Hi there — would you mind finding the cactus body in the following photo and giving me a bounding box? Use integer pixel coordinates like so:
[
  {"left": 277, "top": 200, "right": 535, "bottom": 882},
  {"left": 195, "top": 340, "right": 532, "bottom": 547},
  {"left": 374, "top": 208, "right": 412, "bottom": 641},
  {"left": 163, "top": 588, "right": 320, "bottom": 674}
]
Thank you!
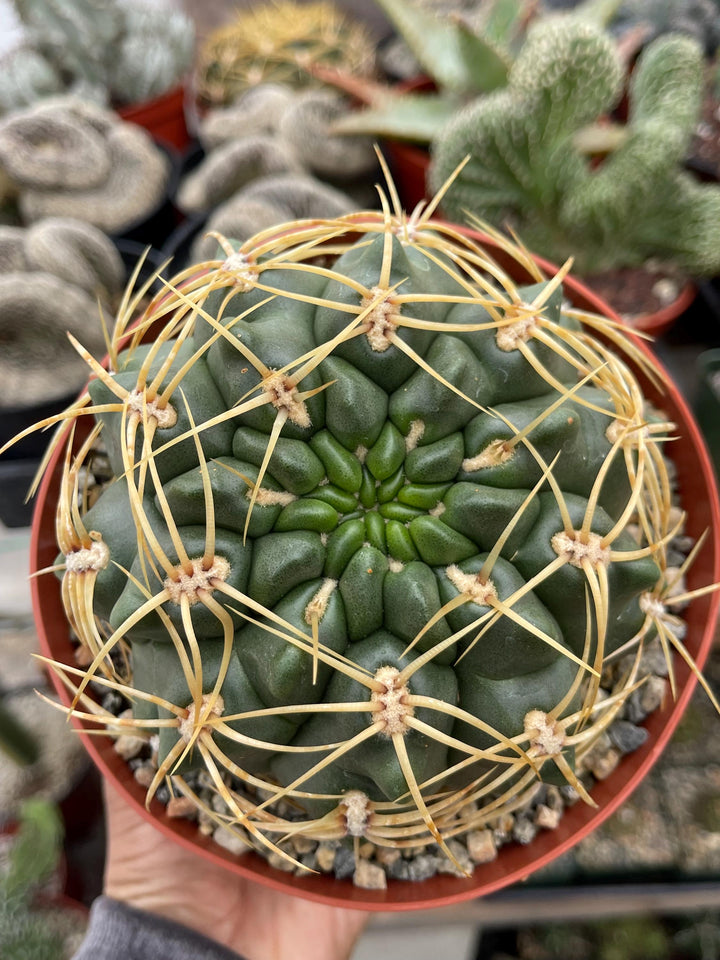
[
  {"left": 195, "top": 0, "right": 376, "bottom": 108},
  {"left": 38, "top": 199, "right": 683, "bottom": 866}
]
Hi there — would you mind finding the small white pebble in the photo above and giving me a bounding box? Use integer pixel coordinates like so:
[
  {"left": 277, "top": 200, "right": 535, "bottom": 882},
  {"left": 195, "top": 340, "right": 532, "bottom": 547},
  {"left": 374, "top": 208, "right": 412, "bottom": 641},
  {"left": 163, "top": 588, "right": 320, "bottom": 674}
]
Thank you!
[
  {"left": 316, "top": 842, "right": 337, "bottom": 872},
  {"left": 166, "top": 796, "right": 198, "bottom": 820},
  {"left": 291, "top": 835, "right": 316, "bottom": 855},
  {"left": 213, "top": 825, "right": 251, "bottom": 856},
  {"left": 536, "top": 804, "right": 561, "bottom": 831},
  {"left": 375, "top": 846, "right": 401, "bottom": 867},
  {"left": 353, "top": 859, "right": 387, "bottom": 890},
  {"left": 267, "top": 851, "right": 296, "bottom": 873},
  {"left": 467, "top": 829, "right": 497, "bottom": 864},
  {"left": 133, "top": 764, "right": 155, "bottom": 789},
  {"left": 591, "top": 747, "right": 622, "bottom": 781},
  {"left": 113, "top": 734, "right": 146, "bottom": 760}
]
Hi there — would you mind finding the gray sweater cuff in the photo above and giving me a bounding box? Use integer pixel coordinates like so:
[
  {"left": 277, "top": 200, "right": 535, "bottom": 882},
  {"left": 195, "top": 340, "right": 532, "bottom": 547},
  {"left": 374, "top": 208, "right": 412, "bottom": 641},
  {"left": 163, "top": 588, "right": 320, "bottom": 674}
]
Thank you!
[{"left": 72, "top": 896, "right": 245, "bottom": 960}]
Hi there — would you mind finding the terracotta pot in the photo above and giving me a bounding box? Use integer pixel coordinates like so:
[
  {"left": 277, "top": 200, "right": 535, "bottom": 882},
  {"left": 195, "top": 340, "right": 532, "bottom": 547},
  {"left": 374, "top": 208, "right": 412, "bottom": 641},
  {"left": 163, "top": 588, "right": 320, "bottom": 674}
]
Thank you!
[
  {"left": 628, "top": 282, "right": 697, "bottom": 337},
  {"left": 580, "top": 274, "right": 697, "bottom": 338},
  {"left": 28, "top": 226, "right": 720, "bottom": 911},
  {"left": 118, "top": 84, "right": 191, "bottom": 152}
]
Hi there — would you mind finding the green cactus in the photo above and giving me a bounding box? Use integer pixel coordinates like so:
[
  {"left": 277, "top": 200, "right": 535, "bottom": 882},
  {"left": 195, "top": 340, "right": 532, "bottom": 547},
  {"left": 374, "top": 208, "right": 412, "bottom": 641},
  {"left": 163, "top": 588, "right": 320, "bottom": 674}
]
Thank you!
[
  {"left": 195, "top": 0, "right": 376, "bottom": 109},
  {"left": 0, "top": 799, "right": 86, "bottom": 960},
  {"left": 11, "top": 181, "right": 707, "bottom": 872},
  {"left": 430, "top": 23, "right": 720, "bottom": 277}
]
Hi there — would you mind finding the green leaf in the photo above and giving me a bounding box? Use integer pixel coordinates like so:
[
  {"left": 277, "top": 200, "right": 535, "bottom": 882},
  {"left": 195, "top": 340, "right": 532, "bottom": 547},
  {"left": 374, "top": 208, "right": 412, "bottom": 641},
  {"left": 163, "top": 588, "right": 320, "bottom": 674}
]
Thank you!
[
  {"left": 479, "top": 0, "right": 526, "bottom": 48},
  {"left": 373, "top": 0, "right": 509, "bottom": 93},
  {"left": 455, "top": 17, "right": 511, "bottom": 93},
  {"left": 332, "top": 92, "right": 459, "bottom": 144}
]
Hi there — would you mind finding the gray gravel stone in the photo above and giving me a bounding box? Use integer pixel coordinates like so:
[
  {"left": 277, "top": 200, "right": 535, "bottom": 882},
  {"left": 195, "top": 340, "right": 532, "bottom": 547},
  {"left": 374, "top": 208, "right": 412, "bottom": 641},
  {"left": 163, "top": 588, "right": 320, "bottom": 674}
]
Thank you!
[
  {"left": 333, "top": 844, "right": 356, "bottom": 880},
  {"left": 512, "top": 816, "right": 539, "bottom": 846},
  {"left": 626, "top": 676, "right": 668, "bottom": 723},
  {"left": 609, "top": 719, "right": 650, "bottom": 754},
  {"left": 387, "top": 857, "right": 411, "bottom": 880},
  {"left": 408, "top": 854, "right": 440, "bottom": 882}
]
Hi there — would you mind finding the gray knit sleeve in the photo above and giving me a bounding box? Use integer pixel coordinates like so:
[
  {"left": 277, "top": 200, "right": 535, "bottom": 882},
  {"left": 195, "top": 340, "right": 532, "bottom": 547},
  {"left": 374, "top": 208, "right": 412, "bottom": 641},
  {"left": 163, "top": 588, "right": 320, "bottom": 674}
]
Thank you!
[{"left": 71, "top": 896, "right": 246, "bottom": 960}]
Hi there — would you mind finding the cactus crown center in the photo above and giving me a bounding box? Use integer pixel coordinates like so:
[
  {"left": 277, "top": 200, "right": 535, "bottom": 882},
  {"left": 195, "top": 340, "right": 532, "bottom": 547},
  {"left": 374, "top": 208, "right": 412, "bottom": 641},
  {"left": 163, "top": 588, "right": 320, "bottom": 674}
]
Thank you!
[
  {"left": 164, "top": 556, "right": 231, "bottom": 605},
  {"left": 371, "top": 666, "right": 413, "bottom": 736}
]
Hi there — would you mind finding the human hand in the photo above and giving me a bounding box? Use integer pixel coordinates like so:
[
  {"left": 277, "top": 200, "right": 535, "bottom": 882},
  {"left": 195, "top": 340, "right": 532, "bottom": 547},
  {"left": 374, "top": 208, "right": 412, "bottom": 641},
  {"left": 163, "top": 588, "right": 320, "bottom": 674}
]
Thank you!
[{"left": 103, "top": 782, "right": 369, "bottom": 960}]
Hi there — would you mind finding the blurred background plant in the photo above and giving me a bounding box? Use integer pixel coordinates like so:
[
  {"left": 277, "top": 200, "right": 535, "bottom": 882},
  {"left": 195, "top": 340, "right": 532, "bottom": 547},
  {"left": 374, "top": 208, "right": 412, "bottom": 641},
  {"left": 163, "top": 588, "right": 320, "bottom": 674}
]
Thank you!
[
  {"left": 326, "top": 0, "right": 624, "bottom": 144},
  {"left": 430, "top": 22, "right": 720, "bottom": 277},
  {"left": 0, "top": 98, "right": 172, "bottom": 237},
  {"left": 0, "top": 798, "right": 87, "bottom": 960},
  {"left": 0, "top": 0, "right": 195, "bottom": 115},
  {"left": 194, "top": 0, "right": 376, "bottom": 108}
]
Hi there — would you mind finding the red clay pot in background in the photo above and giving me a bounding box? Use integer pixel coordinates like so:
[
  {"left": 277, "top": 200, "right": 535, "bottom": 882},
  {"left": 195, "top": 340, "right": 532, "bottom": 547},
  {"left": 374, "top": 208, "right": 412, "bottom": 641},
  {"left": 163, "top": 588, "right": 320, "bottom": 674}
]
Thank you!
[
  {"left": 118, "top": 84, "right": 191, "bottom": 152},
  {"left": 28, "top": 227, "right": 720, "bottom": 911}
]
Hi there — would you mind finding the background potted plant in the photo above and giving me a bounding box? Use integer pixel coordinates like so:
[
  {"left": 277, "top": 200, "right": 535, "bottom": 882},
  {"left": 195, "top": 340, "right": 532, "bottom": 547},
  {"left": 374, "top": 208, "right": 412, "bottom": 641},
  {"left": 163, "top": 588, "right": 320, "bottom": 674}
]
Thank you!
[
  {"left": 429, "top": 19, "right": 720, "bottom": 332},
  {"left": 192, "top": 0, "right": 377, "bottom": 113},
  {"left": 0, "top": 0, "right": 195, "bottom": 149},
  {"left": 1, "top": 798, "right": 87, "bottom": 959},
  {"left": 14, "top": 174, "right": 720, "bottom": 910}
]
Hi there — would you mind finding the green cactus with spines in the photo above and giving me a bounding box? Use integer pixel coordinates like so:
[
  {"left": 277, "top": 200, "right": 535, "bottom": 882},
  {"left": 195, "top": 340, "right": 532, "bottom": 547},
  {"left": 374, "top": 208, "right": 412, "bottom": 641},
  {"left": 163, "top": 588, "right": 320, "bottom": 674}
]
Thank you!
[
  {"left": 431, "top": 22, "right": 720, "bottom": 277},
  {"left": 195, "top": 0, "right": 376, "bottom": 109},
  {"left": 20, "top": 191, "right": 685, "bottom": 869}
]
